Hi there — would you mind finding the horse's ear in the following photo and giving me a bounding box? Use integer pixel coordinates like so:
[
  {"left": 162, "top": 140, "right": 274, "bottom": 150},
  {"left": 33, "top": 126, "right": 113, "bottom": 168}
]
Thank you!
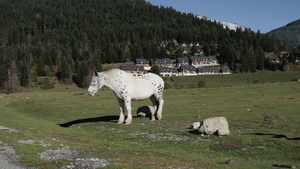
[{"left": 94, "top": 71, "right": 98, "bottom": 77}]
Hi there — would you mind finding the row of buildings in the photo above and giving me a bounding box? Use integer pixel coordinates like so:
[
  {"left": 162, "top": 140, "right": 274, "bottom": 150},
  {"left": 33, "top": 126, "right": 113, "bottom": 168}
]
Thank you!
[
  {"left": 135, "top": 56, "right": 218, "bottom": 68},
  {"left": 120, "top": 56, "right": 230, "bottom": 76}
]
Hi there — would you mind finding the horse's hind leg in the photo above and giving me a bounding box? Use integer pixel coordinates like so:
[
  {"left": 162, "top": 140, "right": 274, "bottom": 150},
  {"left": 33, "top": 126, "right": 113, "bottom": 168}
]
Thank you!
[
  {"left": 156, "top": 87, "right": 164, "bottom": 120},
  {"left": 150, "top": 94, "right": 164, "bottom": 121},
  {"left": 117, "top": 98, "right": 125, "bottom": 124},
  {"left": 156, "top": 98, "right": 164, "bottom": 120},
  {"left": 150, "top": 95, "right": 157, "bottom": 121}
]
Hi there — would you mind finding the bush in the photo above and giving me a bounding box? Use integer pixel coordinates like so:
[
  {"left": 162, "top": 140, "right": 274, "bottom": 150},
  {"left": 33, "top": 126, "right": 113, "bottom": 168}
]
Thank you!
[
  {"left": 40, "top": 78, "right": 55, "bottom": 90},
  {"left": 164, "top": 81, "right": 172, "bottom": 89},
  {"left": 175, "top": 82, "right": 183, "bottom": 89},
  {"left": 189, "top": 84, "right": 196, "bottom": 88},
  {"left": 198, "top": 80, "right": 206, "bottom": 88},
  {"left": 291, "top": 76, "right": 300, "bottom": 81},
  {"left": 253, "top": 78, "right": 260, "bottom": 84}
]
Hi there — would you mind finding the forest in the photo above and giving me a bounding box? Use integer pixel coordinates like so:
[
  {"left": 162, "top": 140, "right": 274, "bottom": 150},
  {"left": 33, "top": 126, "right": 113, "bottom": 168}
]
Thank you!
[
  {"left": 267, "top": 19, "right": 300, "bottom": 49},
  {"left": 0, "top": 0, "right": 298, "bottom": 92}
]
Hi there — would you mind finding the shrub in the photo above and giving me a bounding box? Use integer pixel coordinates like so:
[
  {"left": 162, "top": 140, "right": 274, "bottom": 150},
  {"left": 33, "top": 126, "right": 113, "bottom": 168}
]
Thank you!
[
  {"left": 164, "top": 81, "right": 172, "bottom": 89},
  {"left": 189, "top": 83, "right": 196, "bottom": 88},
  {"left": 40, "top": 78, "right": 55, "bottom": 90},
  {"left": 253, "top": 79, "right": 260, "bottom": 84},
  {"left": 175, "top": 82, "right": 183, "bottom": 89},
  {"left": 198, "top": 80, "right": 206, "bottom": 88},
  {"left": 291, "top": 75, "right": 300, "bottom": 81}
]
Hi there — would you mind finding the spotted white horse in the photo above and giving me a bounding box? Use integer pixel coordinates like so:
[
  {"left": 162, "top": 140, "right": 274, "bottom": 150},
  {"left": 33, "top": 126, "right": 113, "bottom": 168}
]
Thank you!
[{"left": 88, "top": 69, "right": 164, "bottom": 124}]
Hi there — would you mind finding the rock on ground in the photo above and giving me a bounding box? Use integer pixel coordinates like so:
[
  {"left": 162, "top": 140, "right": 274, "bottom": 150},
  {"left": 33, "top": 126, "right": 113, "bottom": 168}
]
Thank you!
[
  {"left": 137, "top": 106, "right": 155, "bottom": 117},
  {"left": 190, "top": 122, "right": 201, "bottom": 129},
  {"left": 198, "top": 117, "right": 229, "bottom": 136}
]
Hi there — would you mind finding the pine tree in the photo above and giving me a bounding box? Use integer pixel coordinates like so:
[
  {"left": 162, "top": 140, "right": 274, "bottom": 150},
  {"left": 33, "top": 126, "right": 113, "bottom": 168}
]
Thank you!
[
  {"left": 19, "top": 60, "right": 30, "bottom": 87},
  {"left": 203, "top": 43, "right": 210, "bottom": 56},
  {"left": 239, "top": 55, "right": 249, "bottom": 73},
  {"left": 191, "top": 45, "right": 198, "bottom": 56},
  {"left": 36, "top": 57, "right": 47, "bottom": 76},
  {"left": 151, "top": 65, "right": 160, "bottom": 75},
  {"left": 0, "top": 65, "right": 7, "bottom": 90},
  {"left": 57, "top": 56, "right": 70, "bottom": 81},
  {"left": 75, "top": 61, "right": 88, "bottom": 87},
  {"left": 256, "top": 48, "right": 265, "bottom": 70}
]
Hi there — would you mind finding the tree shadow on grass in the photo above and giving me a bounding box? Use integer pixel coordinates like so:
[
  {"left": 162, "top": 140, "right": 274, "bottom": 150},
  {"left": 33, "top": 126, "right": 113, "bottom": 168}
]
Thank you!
[
  {"left": 59, "top": 115, "right": 120, "bottom": 128},
  {"left": 251, "top": 133, "right": 300, "bottom": 140}
]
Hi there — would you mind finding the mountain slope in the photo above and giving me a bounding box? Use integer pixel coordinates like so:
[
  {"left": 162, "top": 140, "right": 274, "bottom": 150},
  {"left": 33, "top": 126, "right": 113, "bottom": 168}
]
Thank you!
[
  {"left": 180, "top": 12, "right": 246, "bottom": 31},
  {"left": 267, "top": 19, "right": 300, "bottom": 48},
  {"left": 196, "top": 15, "right": 246, "bottom": 31}
]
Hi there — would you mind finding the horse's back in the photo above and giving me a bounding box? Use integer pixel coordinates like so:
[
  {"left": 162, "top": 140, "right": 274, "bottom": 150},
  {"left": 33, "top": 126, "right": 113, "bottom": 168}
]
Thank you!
[
  {"left": 140, "top": 73, "right": 164, "bottom": 87},
  {"left": 125, "top": 72, "right": 164, "bottom": 100}
]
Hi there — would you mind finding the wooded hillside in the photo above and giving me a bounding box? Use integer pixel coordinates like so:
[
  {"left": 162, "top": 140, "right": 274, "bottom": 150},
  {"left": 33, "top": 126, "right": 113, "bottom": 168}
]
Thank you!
[
  {"left": 0, "top": 0, "right": 291, "bottom": 91},
  {"left": 267, "top": 19, "right": 300, "bottom": 49}
]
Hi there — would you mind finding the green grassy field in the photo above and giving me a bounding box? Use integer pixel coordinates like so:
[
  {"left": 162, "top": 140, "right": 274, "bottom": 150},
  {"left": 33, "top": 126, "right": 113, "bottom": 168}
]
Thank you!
[{"left": 0, "top": 72, "right": 299, "bottom": 168}]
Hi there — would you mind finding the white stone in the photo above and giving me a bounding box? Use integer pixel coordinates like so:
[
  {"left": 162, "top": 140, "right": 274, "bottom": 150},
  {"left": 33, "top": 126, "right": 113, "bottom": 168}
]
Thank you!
[
  {"left": 198, "top": 117, "right": 229, "bottom": 136},
  {"left": 190, "top": 122, "right": 201, "bottom": 129}
]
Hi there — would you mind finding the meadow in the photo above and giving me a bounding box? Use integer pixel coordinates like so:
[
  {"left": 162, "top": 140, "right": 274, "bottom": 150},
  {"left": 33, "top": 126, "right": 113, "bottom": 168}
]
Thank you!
[{"left": 0, "top": 72, "right": 299, "bottom": 168}]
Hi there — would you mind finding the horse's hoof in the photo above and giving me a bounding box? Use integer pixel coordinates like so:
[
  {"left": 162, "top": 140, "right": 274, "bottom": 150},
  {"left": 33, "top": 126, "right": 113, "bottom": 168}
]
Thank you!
[
  {"left": 117, "top": 121, "right": 124, "bottom": 124},
  {"left": 125, "top": 121, "right": 132, "bottom": 125}
]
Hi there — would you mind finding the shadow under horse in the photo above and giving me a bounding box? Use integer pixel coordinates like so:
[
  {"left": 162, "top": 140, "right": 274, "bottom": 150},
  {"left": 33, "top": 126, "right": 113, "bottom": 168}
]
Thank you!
[{"left": 59, "top": 115, "right": 119, "bottom": 128}]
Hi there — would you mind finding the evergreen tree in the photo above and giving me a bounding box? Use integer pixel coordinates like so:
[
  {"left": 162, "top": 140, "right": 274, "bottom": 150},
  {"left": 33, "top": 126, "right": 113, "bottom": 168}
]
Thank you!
[
  {"left": 256, "top": 48, "right": 265, "bottom": 70},
  {"left": 0, "top": 65, "right": 7, "bottom": 90},
  {"left": 203, "top": 43, "right": 210, "bottom": 56},
  {"left": 36, "top": 57, "right": 47, "bottom": 76},
  {"left": 151, "top": 65, "right": 160, "bottom": 75},
  {"left": 158, "top": 47, "right": 168, "bottom": 59},
  {"left": 191, "top": 45, "right": 198, "bottom": 56},
  {"left": 210, "top": 43, "right": 217, "bottom": 56},
  {"left": 239, "top": 55, "right": 249, "bottom": 73},
  {"left": 92, "top": 59, "right": 103, "bottom": 72},
  {"left": 57, "top": 56, "right": 70, "bottom": 81},
  {"left": 74, "top": 61, "right": 88, "bottom": 87},
  {"left": 19, "top": 60, "right": 30, "bottom": 87}
]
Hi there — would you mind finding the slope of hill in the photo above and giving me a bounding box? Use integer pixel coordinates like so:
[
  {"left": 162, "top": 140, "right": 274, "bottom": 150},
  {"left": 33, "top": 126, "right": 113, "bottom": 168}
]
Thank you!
[
  {"left": 196, "top": 15, "right": 246, "bottom": 31},
  {"left": 267, "top": 19, "right": 300, "bottom": 48},
  {"left": 180, "top": 12, "right": 246, "bottom": 31},
  {"left": 0, "top": 0, "right": 287, "bottom": 91}
]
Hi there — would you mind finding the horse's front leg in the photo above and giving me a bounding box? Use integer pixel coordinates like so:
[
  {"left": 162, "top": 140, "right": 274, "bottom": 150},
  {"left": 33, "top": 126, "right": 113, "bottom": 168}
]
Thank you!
[
  {"left": 117, "top": 98, "right": 125, "bottom": 124},
  {"left": 124, "top": 96, "right": 132, "bottom": 125}
]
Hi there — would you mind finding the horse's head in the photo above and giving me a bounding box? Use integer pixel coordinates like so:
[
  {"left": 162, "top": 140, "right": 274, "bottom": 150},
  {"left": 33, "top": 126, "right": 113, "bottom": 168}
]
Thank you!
[{"left": 87, "top": 72, "right": 103, "bottom": 97}]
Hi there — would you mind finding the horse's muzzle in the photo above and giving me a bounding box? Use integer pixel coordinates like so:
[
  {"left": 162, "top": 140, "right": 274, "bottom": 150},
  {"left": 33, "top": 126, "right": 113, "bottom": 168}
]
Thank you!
[{"left": 88, "top": 91, "right": 94, "bottom": 97}]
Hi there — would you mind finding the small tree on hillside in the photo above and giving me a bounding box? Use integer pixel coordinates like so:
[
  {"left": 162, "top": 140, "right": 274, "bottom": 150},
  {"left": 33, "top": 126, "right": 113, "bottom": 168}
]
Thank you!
[
  {"left": 151, "top": 65, "right": 160, "bottom": 75},
  {"left": 57, "top": 56, "right": 70, "bottom": 81}
]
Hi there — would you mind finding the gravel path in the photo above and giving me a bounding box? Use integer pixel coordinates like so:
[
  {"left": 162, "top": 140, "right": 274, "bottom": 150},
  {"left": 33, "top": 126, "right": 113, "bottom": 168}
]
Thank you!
[
  {"left": 1, "top": 125, "right": 112, "bottom": 168},
  {"left": 0, "top": 144, "right": 27, "bottom": 169},
  {"left": 0, "top": 126, "right": 26, "bottom": 169},
  {"left": 0, "top": 154, "right": 24, "bottom": 169}
]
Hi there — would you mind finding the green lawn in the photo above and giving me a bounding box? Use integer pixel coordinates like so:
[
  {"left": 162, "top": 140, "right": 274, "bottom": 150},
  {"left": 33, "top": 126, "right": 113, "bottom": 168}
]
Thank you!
[{"left": 0, "top": 73, "right": 299, "bottom": 168}]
